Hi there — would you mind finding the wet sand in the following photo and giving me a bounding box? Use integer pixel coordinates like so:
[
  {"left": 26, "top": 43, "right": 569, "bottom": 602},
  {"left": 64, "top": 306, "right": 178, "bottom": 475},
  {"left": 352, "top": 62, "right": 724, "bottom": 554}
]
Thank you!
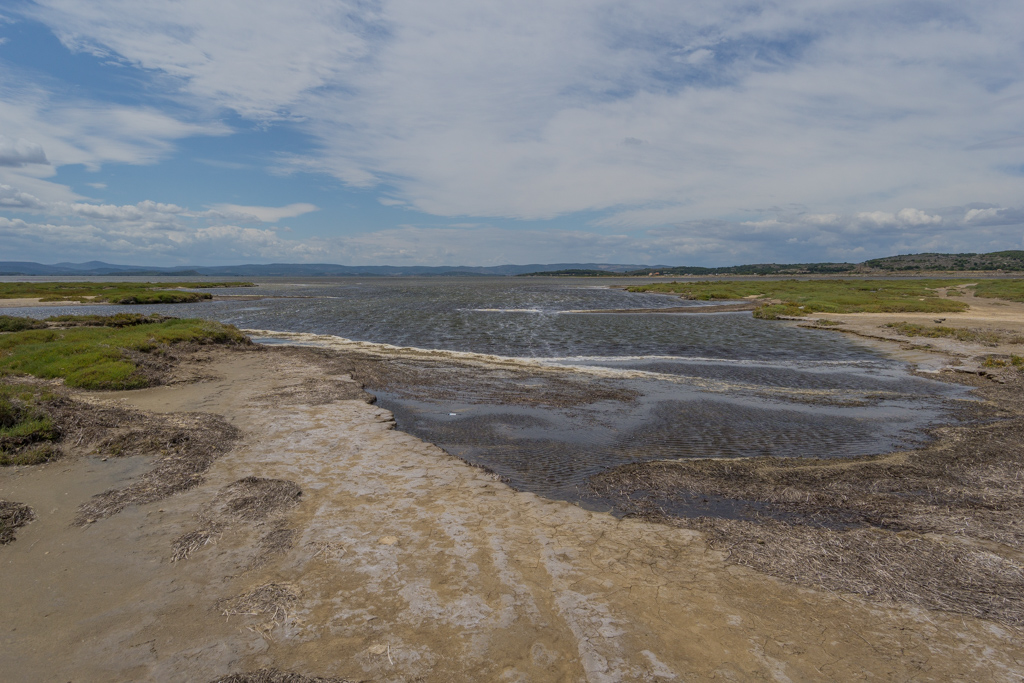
[
  {"left": 3, "top": 285, "right": 1024, "bottom": 680},
  {"left": 2, "top": 339, "right": 1024, "bottom": 681}
]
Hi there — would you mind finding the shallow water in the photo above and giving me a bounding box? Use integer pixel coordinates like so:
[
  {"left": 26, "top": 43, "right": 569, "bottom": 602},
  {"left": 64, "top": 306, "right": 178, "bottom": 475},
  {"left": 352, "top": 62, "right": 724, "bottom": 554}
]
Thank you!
[{"left": 6, "top": 276, "right": 970, "bottom": 510}]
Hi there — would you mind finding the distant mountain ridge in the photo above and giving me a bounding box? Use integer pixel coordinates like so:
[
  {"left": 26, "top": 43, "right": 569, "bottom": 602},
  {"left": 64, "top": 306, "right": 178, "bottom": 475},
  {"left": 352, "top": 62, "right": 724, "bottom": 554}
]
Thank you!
[
  {"left": 527, "top": 251, "right": 1024, "bottom": 276},
  {"left": 0, "top": 251, "right": 1022, "bottom": 277},
  {"left": 0, "top": 261, "right": 646, "bottom": 277}
]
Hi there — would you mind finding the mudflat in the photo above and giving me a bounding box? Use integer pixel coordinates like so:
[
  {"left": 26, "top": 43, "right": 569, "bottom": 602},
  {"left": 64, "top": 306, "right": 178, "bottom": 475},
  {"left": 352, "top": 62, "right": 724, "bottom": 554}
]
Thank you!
[{"left": 2, "top": 315, "right": 1024, "bottom": 680}]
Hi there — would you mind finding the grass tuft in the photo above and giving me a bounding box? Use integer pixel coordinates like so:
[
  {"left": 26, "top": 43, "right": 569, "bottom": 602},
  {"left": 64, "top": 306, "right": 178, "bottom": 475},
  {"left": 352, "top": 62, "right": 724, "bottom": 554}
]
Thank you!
[
  {"left": 0, "top": 384, "right": 59, "bottom": 465},
  {"left": 983, "top": 354, "right": 1024, "bottom": 371}
]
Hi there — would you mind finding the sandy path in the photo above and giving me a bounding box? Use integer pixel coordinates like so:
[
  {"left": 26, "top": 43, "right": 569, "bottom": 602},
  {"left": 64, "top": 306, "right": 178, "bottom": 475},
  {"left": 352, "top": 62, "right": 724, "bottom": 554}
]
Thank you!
[{"left": 3, "top": 347, "right": 1023, "bottom": 682}]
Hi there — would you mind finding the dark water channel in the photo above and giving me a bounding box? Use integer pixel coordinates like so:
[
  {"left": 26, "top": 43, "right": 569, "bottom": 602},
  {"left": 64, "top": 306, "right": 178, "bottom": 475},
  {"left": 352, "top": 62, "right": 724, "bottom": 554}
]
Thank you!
[{"left": 5, "top": 276, "right": 971, "bottom": 513}]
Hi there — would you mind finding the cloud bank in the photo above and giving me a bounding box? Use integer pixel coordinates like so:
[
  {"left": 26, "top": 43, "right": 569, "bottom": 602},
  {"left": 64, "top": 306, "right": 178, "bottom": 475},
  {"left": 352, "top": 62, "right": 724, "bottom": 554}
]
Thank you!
[
  {"left": 1, "top": 187, "right": 1020, "bottom": 266},
  {"left": 0, "top": 1, "right": 1021, "bottom": 264}
]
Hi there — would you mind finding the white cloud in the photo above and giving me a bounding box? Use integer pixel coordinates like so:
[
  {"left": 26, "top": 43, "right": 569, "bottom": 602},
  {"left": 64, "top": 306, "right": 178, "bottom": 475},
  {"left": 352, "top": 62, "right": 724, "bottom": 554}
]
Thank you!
[
  {"left": 1, "top": 180, "right": 1022, "bottom": 265},
  {"left": 0, "top": 184, "right": 46, "bottom": 210},
  {"left": 26, "top": 0, "right": 1024, "bottom": 225},
  {"left": 209, "top": 202, "right": 319, "bottom": 222},
  {"left": 896, "top": 208, "right": 941, "bottom": 226},
  {"left": 0, "top": 135, "right": 49, "bottom": 167},
  {"left": 0, "top": 63, "right": 229, "bottom": 192},
  {"left": 1, "top": 1, "right": 1023, "bottom": 265},
  {"left": 965, "top": 207, "right": 999, "bottom": 222}
]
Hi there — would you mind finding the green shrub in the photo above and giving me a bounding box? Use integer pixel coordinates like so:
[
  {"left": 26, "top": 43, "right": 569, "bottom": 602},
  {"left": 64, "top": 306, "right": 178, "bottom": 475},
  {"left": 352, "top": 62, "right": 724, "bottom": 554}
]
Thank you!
[{"left": 0, "top": 316, "right": 47, "bottom": 332}]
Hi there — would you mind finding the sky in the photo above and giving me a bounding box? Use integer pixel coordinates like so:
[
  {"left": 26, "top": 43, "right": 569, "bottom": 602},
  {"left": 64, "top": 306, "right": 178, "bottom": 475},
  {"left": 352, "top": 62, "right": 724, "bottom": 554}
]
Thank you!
[{"left": 0, "top": 0, "right": 1022, "bottom": 267}]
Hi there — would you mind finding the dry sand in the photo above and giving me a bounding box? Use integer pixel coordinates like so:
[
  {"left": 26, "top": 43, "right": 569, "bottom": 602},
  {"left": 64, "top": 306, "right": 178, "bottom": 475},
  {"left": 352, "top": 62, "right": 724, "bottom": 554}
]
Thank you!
[
  {"left": 2, "top": 289, "right": 1024, "bottom": 681},
  {"left": 0, "top": 297, "right": 89, "bottom": 308}
]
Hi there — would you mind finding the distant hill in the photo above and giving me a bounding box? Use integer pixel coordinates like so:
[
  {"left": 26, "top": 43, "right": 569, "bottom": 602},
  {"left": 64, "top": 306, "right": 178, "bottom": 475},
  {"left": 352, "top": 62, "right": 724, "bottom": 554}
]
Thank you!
[
  {"left": 862, "top": 251, "right": 1024, "bottom": 272},
  {"left": 523, "top": 251, "right": 1024, "bottom": 277},
  {"left": 614, "top": 262, "right": 858, "bottom": 277},
  {"left": 1, "top": 251, "right": 1022, "bottom": 278},
  {"left": 0, "top": 261, "right": 646, "bottom": 277}
]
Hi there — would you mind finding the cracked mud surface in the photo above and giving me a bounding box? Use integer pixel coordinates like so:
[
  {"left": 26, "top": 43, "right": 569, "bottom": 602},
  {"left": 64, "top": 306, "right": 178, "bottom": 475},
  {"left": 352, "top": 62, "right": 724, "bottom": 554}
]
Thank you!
[{"left": 1, "top": 345, "right": 1023, "bottom": 681}]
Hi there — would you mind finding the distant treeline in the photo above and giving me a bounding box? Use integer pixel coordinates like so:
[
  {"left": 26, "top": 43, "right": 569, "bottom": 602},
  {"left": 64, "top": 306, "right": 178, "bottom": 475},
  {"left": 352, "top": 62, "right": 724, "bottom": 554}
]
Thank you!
[{"left": 521, "top": 250, "right": 1024, "bottom": 276}]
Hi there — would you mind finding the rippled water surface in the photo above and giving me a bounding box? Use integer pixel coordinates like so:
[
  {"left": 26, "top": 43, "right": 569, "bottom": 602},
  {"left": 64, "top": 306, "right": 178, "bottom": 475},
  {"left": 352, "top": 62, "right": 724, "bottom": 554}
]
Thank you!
[{"left": 6, "top": 277, "right": 970, "bottom": 508}]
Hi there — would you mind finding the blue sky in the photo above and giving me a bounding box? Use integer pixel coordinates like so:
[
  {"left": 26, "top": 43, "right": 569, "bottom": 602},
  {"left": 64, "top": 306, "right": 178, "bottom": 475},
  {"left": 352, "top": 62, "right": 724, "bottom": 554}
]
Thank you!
[{"left": 1, "top": 0, "right": 1022, "bottom": 266}]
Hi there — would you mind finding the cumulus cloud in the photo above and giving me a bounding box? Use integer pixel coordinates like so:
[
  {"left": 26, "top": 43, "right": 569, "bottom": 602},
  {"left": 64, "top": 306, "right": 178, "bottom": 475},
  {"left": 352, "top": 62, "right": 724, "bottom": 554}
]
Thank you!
[
  {"left": 0, "top": 136, "right": 49, "bottom": 167},
  {"left": 0, "top": 184, "right": 46, "bottom": 210},
  {"left": 0, "top": 187, "right": 336, "bottom": 262}
]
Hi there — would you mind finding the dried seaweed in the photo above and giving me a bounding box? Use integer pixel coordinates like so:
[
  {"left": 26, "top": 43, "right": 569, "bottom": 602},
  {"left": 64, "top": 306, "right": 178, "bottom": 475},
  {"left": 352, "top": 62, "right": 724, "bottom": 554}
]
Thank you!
[
  {"left": 212, "top": 477, "right": 302, "bottom": 521},
  {"left": 209, "top": 668, "right": 352, "bottom": 683},
  {"left": 172, "top": 478, "right": 302, "bottom": 563},
  {"left": 0, "top": 500, "right": 34, "bottom": 544},
  {"left": 74, "top": 412, "right": 240, "bottom": 525},
  {"left": 218, "top": 582, "right": 300, "bottom": 637}
]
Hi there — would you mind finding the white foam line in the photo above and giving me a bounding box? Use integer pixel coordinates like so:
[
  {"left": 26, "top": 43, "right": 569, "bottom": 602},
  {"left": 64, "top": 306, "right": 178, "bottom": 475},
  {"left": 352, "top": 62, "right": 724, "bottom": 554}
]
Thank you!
[
  {"left": 535, "top": 354, "right": 887, "bottom": 368},
  {"left": 243, "top": 329, "right": 900, "bottom": 400}
]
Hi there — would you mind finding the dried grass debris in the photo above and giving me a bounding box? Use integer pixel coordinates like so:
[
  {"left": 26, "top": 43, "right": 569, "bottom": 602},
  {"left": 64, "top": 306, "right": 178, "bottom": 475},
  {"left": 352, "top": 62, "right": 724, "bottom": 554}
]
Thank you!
[
  {"left": 247, "top": 524, "right": 297, "bottom": 570},
  {"left": 170, "top": 520, "right": 225, "bottom": 562},
  {"left": 0, "top": 500, "right": 34, "bottom": 544},
  {"left": 209, "top": 668, "right": 352, "bottom": 683},
  {"left": 172, "top": 478, "right": 302, "bottom": 563},
  {"left": 75, "top": 412, "right": 240, "bottom": 525},
  {"left": 219, "top": 582, "right": 300, "bottom": 637},
  {"left": 212, "top": 476, "right": 303, "bottom": 521}
]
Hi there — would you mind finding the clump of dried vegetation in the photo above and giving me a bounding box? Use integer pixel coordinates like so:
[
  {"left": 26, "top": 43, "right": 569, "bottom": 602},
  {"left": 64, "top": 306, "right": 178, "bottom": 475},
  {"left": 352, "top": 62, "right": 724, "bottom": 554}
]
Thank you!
[
  {"left": 589, "top": 373, "right": 1024, "bottom": 626},
  {"left": 73, "top": 407, "right": 241, "bottom": 525},
  {"left": 210, "top": 669, "right": 352, "bottom": 683},
  {"left": 218, "top": 582, "right": 300, "bottom": 637},
  {"left": 171, "top": 477, "right": 302, "bottom": 562},
  {"left": 0, "top": 500, "right": 34, "bottom": 544},
  {"left": 212, "top": 476, "right": 303, "bottom": 521}
]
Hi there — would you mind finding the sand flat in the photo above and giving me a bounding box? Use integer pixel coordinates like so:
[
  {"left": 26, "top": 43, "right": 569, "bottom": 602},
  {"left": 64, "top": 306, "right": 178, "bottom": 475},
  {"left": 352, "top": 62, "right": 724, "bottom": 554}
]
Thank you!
[{"left": 3, "top": 344, "right": 1023, "bottom": 682}]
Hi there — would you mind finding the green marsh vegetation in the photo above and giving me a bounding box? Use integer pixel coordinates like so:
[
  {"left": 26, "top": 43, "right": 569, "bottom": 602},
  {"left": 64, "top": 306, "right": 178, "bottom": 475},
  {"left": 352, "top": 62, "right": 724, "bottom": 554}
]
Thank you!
[
  {"left": 0, "top": 314, "right": 249, "bottom": 391},
  {"left": 626, "top": 278, "right": 1001, "bottom": 319},
  {"left": 983, "top": 354, "right": 1024, "bottom": 371},
  {"left": 0, "top": 383, "right": 60, "bottom": 466},
  {"left": 972, "top": 279, "right": 1024, "bottom": 303},
  {"left": 883, "top": 322, "right": 1024, "bottom": 346},
  {"left": 0, "top": 315, "right": 48, "bottom": 332},
  {"left": 0, "top": 281, "right": 253, "bottom": 304}
]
